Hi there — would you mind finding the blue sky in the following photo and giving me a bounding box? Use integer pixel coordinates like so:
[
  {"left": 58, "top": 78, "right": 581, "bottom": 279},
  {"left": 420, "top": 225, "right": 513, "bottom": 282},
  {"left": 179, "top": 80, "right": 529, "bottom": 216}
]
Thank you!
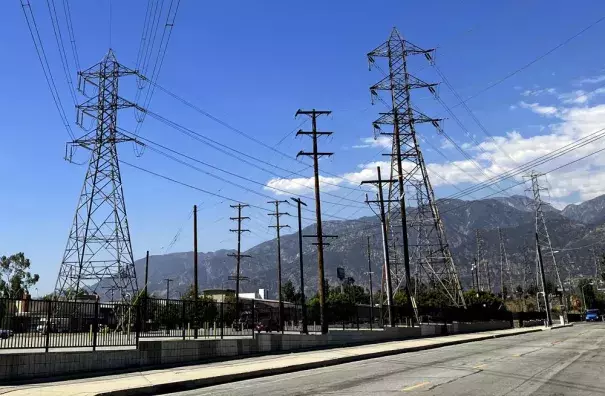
[{"left": 2, "top": 0, "right": 605, "bottom": 294}]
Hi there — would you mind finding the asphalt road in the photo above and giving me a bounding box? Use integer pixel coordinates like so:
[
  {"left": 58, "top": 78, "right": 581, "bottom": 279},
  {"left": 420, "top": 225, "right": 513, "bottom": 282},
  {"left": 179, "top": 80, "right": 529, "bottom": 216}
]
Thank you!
[{"left": 171, "top": 324, "right": 605, "bottom": 396}]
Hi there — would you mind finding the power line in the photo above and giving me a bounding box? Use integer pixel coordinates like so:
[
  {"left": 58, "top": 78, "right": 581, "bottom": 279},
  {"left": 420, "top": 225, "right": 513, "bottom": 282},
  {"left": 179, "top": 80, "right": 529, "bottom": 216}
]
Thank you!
[
  {"left": 61, "top": 0, "right": 80, "bottom": 72},
  {"left": 145, "top": 110, "right": 366, "bottom": 193},
  {"left": 126, "top": 131, "right": 366, "bottom": 208},
  {"left": 128, "top": 132, "right": 366, "bottom": 209},
  {"left": 135, "top": 0, "right": 156, "bottom": 75},
  {"left": 144, "top": 79, "right": 362, "bottom": 184},
  {"left": 45, "top": 0, "right": 77, "bottom": 104},
  {"left": 438, "top": 140, "right": 605, "bottom": 217},
  {"left": 135, "top": 0, "right": 181, "bottom": 137},
  {"left": 453, "top": 15, "right": 605, "bottom": 107},
  {"left": 119, "top": 159, "right": 372, "bottom": 224},
  {"left": 432, "top": 64, "right": 519, "bottom": 165},
  {"left": 138, "top": 0, "right": 165, "bottom": 85},
  {"left": 20, "top": 0, "right": 75, "bottom": 140},
  {"left": 446, "top": 126, "right": 605, "bottom": 200}
]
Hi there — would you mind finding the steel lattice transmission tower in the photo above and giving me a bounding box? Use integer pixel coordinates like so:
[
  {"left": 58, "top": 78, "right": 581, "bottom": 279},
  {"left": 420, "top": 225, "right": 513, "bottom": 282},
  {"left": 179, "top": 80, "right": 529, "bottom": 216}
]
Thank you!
[
  {"left": 367, "top": 28, "right": 465, "bottom": 307},
  {"left": 475, "top": 229, "right": 491, "bottom": 293},
  {"left": 55, "top": 50, "right": 141, "bottom": 300},
  {"left": 525, "top": 171, "right": 567, "bottom": 311}
]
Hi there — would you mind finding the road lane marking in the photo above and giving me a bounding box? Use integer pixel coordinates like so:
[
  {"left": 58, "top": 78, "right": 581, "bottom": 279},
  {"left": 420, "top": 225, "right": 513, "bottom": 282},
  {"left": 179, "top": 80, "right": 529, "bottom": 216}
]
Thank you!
[
  {"left": 473, "top": 363, "right": 487, "bottom": 369},
  {"left": 402, "top": 381, "right": 430, "bottom": 391},
  {"left": 512, "top": 353, "right": 521, "bottom": 357}
]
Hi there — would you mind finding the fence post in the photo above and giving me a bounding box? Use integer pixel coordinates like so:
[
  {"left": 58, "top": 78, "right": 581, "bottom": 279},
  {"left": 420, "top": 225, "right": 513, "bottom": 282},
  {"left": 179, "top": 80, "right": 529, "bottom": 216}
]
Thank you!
[
  {"left": 252, "top": 301, "right": 255, "bottom": 340},
  {"left": 135, "top": 301, "right": 140, "bottom": 346},
  {"left": 182, "top": 301, "right": 186, "bottom": 340},
  {"left": 92, "top": 299, "right": 99, "bottom": 351},
  {"left": 44, "top": 299, "right": 52, "bottom": 353},
  {"left": 220, "top": 302, "right": 224, "bottom": 339}
]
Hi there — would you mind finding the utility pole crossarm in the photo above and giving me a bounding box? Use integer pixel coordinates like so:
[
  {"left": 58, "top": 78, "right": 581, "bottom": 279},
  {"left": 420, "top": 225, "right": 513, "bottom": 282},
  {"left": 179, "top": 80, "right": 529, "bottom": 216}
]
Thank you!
[
  {"left": 295, "top": 109, "right": 331, "bottom": 116},
  {"left": 297, "top": 151, "right": 334, "bottom": 158}
]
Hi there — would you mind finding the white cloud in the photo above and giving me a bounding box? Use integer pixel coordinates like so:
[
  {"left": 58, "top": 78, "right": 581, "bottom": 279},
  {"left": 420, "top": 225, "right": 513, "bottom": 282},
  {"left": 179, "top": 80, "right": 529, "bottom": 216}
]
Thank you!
[
  {"left": 520, "top": 87, "right": 557, "bottom": 97},
  {"left": 267, "top": 92, "right": 605, "bottom": 204},
  {"left": 518, "top": 101, "right": 559, "bottom": 116},
  {"left": 576, "top": 74, "right": 605, "bottom": 85},
  {"left": 264, "top": 175, "right": 342, "bottom": 196},
  {"left": 558, "top": 87, "right": 605, "bottom": 105},
  {"left": 352, "top": 136, "right": 391, "bottom": 149},
  {"left": 440, "top": 138, "right": 454, "bottom": 150}
]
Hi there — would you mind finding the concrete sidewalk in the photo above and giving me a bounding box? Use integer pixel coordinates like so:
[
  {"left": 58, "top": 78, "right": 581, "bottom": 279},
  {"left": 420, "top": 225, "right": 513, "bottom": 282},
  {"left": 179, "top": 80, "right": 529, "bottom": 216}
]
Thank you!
[{"left": 0, "top": 326, "right": 549, "bottom": 396}]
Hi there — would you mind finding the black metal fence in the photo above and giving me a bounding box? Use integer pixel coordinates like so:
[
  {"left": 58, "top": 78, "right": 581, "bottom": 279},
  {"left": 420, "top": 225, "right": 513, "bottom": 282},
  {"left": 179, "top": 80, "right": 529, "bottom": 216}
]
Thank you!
[{"left": 0, "top": 296, "right": 542, "bottom": 352}]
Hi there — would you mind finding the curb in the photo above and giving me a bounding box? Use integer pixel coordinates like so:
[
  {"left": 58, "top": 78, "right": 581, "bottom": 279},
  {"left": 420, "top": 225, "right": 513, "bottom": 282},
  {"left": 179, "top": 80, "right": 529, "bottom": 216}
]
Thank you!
[
  {"left": 546, "top": 323, "right": 575, "bottom": 330},
  {"left": 96, "top": 328, "right": 543, "bottom": 396}
]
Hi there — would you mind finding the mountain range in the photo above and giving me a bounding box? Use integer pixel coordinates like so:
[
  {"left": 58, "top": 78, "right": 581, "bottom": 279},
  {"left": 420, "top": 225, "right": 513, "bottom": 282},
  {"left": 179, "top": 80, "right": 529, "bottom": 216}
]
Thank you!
[{"left": 136, "top": 194, "right": 605, "bottom": 299}]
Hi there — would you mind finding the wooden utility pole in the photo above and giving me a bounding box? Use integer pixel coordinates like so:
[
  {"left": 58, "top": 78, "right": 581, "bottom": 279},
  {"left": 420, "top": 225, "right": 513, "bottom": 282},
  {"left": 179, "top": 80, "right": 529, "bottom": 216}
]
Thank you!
[
  {"left": 193, "top": 205, "right": 199, "bottom": 338},
  {"left": 362, "top": 166, "right": 396, "bottom": 327},
  {"left": 291, "top": 197, "right": 308, "bottom": 334},
  {"left": 268, "top": 200, "right": 290, "bottom": 333},
  {"left": 295, "top": 108, "right": 334, "bottom": 335},
  {"left": 366, "top": 236, "right": 374, "bottom": 329},
  {"left": 228, "top": 204, "right": 250, "bottom": 326}
]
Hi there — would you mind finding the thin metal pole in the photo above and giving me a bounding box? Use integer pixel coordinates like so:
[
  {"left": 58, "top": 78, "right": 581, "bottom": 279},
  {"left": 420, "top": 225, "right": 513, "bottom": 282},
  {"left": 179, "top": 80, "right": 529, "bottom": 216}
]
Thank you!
[
  {"left": 144, "top": 251, "right": 149, "bottom": 298},
  {"left": 536, "top": 233, "right": 552, "bottom": 327},
  {"left": 367, "top": 236, "right": 374, "bottom": 331},
  {"left": 193, "top": 205, "right": 199, "bottom": 338},
  {"left": 276, "top": 202, "right": 284, "bottom": 334},
  {"left": 377, "top": 167, "right": 395, "bottom": 327},
  {"left": 291, "top": 198, "right": 308, "bottom": 334}
]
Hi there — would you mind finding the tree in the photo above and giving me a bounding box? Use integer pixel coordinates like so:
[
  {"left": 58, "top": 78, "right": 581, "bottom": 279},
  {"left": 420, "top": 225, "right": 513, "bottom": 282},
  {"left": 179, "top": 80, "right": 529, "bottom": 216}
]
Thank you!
[
  {"left": 578, "top": 279, "right": 597, "bottom": 309},
  {"left": 463, "top": 290, "right": 502, "bottom": 309},
  {"left": 281, "top": 280, "right": 296, "bottom": 303},
  {"left": 393, "top": 290, "right": 408, "bottom": 306},
  {"left": 0, "top": 253, "right": 39, "bottom": 298},
  {"left": 344, "top": 276, "right": 355, "bottom": 286},
  {"left": 526, "top": 283, "right": 539, "bottom": 297},
  {"left": 181, "top": 284, "right": 198, "bottom": 300}
]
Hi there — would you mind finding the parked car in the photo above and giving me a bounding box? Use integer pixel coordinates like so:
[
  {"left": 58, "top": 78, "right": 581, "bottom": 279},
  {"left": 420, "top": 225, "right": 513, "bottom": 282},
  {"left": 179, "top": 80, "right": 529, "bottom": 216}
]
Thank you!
[
  {"left": 586, "top": 309, "right": 600, "bottom": 322},
  {"left": 0, "top": 329, "right": 13, "bottom": 339}
]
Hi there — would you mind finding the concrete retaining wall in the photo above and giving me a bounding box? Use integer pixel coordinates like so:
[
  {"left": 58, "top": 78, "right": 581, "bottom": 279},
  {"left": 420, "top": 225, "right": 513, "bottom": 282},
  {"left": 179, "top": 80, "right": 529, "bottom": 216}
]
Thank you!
[
  {"left": 0, "top": 321, "right": 512, "bottom": 382},
  {"left": 448, "top": 321, "right": 511, "bottom": 334}
]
